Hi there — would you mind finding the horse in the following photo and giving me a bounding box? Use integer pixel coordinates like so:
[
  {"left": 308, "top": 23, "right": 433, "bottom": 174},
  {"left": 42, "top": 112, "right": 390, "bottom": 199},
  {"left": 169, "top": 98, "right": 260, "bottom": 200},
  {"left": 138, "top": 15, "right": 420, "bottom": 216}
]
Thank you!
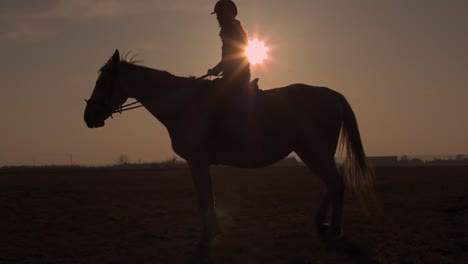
[{"left": 84, "top": 49, "right": 375, "bottom": 248}]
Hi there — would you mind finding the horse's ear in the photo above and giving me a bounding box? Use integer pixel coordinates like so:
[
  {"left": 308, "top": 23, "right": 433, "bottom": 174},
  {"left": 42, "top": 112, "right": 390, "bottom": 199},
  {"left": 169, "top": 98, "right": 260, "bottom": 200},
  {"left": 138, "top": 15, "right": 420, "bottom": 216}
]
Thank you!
[{"left": 112, "top": 49, "right": 120, "bottom": 64}]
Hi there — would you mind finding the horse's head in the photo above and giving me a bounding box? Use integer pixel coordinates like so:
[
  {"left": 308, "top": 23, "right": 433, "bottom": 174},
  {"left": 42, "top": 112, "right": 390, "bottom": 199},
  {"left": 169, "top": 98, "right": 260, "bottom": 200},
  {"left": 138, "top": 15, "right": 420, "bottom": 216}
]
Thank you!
[{"left": 84, "top": 49, "right": 128, "bottom": 128}]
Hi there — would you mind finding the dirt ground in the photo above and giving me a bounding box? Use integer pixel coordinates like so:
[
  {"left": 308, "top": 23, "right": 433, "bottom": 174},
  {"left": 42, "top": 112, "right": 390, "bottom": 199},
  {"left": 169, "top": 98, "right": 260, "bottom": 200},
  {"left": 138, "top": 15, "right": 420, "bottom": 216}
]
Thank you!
[{"left": 0, "top": 166, "right": 467, "bottom": 264}]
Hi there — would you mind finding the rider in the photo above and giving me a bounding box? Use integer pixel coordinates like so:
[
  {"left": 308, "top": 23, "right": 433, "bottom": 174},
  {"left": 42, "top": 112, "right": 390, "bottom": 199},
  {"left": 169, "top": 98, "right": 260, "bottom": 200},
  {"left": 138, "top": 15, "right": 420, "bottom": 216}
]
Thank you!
[{"left": 207, "top": 0, "right": 251, "bottom": 108}]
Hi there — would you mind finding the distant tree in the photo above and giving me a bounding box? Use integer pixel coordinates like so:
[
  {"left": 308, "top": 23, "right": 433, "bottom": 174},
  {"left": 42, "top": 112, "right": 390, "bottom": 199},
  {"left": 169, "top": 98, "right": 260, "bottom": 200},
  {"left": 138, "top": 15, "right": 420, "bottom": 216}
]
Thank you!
[
  {"left": 455, "top": 154, "right": 465, "bottom": 161},
  {"left": 160, "top": 156, "right": 178, "bottom": 167},
  {"left": 399, "top": 155, "right": 409, "bottom": 164},
  {"left": 117, "top": 154, "right": 129, "bottom": 165},
  {"left": 410, "top": 158, "right": 423, "bottom": 165},
  {"left": 169, "top": 155, "right": 177, "bottom": 164}
]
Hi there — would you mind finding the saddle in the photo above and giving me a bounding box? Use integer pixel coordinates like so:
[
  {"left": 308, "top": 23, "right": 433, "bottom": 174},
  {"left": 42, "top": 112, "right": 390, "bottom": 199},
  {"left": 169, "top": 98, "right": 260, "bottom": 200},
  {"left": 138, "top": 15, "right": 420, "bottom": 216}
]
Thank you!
[{"left": 198, "top": 77, "right": 261, "bottom": 116}]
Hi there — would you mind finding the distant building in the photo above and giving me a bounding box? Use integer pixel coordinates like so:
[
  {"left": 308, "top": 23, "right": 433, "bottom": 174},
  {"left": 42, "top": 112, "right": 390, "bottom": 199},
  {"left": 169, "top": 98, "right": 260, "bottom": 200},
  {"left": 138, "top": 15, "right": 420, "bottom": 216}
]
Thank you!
[{"left": 368, "top": 156, "right": 398, "bottom": 167}]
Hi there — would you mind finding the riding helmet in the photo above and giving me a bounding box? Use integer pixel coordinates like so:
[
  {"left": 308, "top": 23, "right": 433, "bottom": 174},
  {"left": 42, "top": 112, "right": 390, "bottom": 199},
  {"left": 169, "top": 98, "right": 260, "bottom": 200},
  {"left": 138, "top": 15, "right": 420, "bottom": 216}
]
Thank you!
[{"left": 211, "top": 0, "right": 238, "bottom": 17}]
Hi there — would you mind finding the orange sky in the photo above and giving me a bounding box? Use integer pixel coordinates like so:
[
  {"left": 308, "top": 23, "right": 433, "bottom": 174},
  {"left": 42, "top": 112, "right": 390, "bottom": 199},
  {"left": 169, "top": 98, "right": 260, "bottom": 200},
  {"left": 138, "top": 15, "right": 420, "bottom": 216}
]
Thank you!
[{"left": 1, "top": 0, "right": 467, "bottom": 166}]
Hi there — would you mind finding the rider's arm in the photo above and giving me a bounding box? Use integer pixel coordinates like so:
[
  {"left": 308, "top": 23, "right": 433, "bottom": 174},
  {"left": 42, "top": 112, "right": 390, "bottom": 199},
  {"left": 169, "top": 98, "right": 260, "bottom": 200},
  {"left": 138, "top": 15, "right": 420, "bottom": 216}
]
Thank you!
[{"left": 208, "top": 61, "right": 223, "bottom": 76}]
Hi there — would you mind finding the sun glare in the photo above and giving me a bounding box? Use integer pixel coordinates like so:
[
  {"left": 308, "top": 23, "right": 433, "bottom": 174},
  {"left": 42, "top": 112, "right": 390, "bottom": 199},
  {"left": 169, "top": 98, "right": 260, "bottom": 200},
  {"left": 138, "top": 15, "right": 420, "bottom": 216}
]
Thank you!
[{"left": 245, "top": 39, "right": 269, "bottom": 65}]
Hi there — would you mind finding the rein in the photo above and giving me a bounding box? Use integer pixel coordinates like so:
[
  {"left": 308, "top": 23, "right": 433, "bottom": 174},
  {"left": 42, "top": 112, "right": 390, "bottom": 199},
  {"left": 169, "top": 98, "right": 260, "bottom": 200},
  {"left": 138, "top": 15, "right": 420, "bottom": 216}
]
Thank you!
[
  {"left": 111, "top": 73, "right": 209, "bottom": 114},
  {"left": 113, "top": 74, "right": 208, "bottom": 114},
  {"left": 86, "top": 74, "right": 209, "bottom": 117},
  {"left": 84, "top": 99, "right": 144, "bottom": 119},
  {"left": 197, "top": 74, "right": 210, "bottom": 80},
  {"left": 113, "top": 101, "right": 144, "bottom": 114}
]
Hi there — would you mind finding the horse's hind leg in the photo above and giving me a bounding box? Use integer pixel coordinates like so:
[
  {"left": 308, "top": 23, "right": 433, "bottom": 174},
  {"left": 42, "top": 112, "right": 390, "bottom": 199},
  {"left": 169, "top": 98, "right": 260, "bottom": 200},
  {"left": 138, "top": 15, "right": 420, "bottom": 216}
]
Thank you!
[
  {"left": 296, "top": 151, "right": 344, "bottom": 241},
  {"left": 326, "top": 163, "right": 344, "bottom": 238},
  {"left": 316, "top": 188, "right": 331, "bottom": 237}
]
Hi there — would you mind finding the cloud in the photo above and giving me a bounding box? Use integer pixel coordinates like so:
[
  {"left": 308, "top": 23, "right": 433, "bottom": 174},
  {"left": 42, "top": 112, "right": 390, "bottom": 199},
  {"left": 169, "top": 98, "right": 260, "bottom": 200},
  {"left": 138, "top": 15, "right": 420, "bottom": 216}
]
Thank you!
[
  {"left": 42, "top": 0, "right": 208, "bottom": 20},
  {"left": 1, "top": 21, "right": 56, "bottom": 41},
  {"left": 1, "top": 0, "right": 210, "bottom": 41},
  {"left": 37, "top": 0, "right": 144, "bottom": 21},
  {"left": 0, "top": 0, "right": 58, "bottom": 16},
  {"left": 139, "top": 41, "right": 163, "bottom": 52}
]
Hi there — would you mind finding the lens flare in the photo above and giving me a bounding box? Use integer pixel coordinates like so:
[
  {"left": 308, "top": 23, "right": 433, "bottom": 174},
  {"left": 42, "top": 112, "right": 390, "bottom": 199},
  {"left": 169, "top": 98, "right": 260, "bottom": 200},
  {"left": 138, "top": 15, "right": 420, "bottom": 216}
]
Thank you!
[{"left": 245, "top": 39, "right": 269, "bottom": 65}]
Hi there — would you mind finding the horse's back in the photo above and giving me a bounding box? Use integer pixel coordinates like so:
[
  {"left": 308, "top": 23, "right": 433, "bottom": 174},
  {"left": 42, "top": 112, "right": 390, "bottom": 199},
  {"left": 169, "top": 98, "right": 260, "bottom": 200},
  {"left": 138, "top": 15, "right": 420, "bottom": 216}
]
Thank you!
[
  {"left": 262, "top": 83, "right": 342, "bottom": 101},
  {"left": 258, "top": 84, "right": 344, "bottom": 119}
]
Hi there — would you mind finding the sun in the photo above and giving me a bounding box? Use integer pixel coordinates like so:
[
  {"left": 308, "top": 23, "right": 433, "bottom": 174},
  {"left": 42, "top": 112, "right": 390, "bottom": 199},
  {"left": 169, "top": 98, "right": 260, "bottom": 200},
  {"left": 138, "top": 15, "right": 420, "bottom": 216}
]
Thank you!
[{"left": 245, "top": 39, "right": 269, "bottom": 65}]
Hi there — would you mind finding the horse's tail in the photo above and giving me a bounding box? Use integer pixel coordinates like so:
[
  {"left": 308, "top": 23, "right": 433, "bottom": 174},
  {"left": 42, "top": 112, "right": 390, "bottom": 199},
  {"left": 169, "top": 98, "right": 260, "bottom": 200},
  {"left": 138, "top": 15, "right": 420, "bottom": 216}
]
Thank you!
[{"left": 338, "top": 94, "right": 376, "bottom": 212}]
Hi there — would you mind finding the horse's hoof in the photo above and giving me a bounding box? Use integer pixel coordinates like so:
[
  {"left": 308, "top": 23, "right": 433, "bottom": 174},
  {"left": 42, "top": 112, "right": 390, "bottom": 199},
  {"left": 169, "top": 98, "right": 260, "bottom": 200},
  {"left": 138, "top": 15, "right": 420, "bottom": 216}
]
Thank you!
[
  {"left": 325, "top": 232, "right": 345, "bottom": 251},
  {"left": 190, "top": 245, "right": 214, "bottom": 264},
  {"left": 318, "top": 223, "right": 344, "bottom": 249},
  {"left": 197, "top": 235, "right": 221, "bottom": 251},
  {"left": 318, "top": 223, "right": 330, "bottom": 239}
]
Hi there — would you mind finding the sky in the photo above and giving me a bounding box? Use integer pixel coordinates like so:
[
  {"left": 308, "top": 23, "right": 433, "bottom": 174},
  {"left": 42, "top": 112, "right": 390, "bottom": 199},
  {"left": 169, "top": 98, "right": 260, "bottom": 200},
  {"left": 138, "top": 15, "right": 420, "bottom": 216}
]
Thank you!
[{"left": 1, "top": 0, "right": 467, "bottom": 166}]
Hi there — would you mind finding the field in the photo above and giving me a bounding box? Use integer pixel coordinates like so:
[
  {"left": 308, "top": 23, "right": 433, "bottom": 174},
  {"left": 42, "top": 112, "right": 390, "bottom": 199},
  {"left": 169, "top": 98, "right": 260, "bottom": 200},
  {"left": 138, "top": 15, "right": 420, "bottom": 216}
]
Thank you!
[{"left": 1, "top": 166, "right": 467, "bottom": 264}]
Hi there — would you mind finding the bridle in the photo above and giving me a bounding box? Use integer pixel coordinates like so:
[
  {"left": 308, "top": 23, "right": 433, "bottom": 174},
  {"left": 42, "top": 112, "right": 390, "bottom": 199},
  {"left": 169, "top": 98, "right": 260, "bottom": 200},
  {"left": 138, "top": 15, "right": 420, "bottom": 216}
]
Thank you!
[
  {"left": 84, "top": 98, "right": 143, "bottom": 118},
  {"left": 85, "top": 65, "right": 143, "bottom": 118}
]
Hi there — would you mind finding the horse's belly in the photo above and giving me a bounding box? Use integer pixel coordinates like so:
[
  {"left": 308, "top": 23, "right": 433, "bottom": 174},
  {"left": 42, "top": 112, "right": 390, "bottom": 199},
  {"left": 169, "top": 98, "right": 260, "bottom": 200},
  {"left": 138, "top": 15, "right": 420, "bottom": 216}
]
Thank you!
[
  {"left": 214, "top": 151, "right": 291, "bottom": 168},
  {"left": 212, "top": 135, "right": 293, "bottom": 168}
]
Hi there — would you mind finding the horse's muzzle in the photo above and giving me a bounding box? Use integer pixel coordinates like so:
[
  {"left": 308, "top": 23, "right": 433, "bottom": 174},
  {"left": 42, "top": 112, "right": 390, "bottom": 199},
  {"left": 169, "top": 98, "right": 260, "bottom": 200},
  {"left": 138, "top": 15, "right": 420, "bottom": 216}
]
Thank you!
[
  {"left": 85, "top": 119, "right": 105, "bottom": 128},
  {"left": 84, "top": 105, "right": 106, "bottom": 128}
]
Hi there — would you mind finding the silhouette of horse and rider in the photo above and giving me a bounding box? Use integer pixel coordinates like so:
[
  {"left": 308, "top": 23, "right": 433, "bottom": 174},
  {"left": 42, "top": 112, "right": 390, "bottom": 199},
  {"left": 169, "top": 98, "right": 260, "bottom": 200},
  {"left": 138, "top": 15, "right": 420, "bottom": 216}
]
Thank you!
[{"left": 84, "top": 0, "right": 375, "bottom": 254}]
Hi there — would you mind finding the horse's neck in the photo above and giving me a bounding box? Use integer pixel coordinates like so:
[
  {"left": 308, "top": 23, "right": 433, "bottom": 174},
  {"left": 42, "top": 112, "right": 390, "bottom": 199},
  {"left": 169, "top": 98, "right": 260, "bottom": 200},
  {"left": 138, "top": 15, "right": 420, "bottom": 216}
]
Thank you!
[
  {"left": 120, "top": 63, "right": 194, "bottom": 124},
  {"left": 120, "top": 63, "right": 167, "bottom": 98}
]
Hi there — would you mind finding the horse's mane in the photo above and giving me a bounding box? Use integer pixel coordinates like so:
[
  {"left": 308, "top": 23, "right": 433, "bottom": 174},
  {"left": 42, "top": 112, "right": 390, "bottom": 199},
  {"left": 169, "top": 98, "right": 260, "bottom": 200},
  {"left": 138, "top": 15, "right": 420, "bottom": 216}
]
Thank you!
[
  {"left": 99, "top": 51, "right": 142, "bottom": 73},
  {"left": 98, "top": 51, "right": 208, "bottom": 88},
  {"left": 121, "top": 51, "right": 142, "bottom": 64}
]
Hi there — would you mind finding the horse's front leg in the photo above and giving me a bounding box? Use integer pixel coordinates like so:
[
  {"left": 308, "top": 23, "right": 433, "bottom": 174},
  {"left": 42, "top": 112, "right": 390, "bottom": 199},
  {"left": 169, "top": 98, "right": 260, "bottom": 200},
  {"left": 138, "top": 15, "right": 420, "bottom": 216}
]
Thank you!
[{"left": 188, "top": 161, "right": 221, "bottom": 244}]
